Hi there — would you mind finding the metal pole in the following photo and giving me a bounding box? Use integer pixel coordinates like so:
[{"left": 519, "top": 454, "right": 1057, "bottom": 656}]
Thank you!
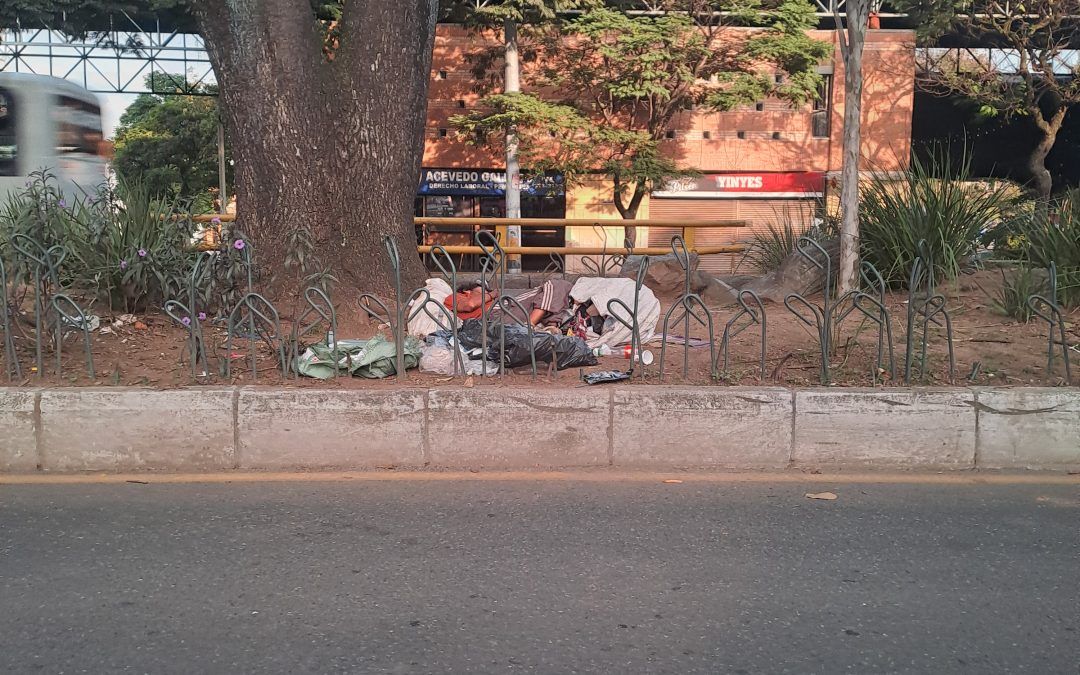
[
  {"left": 503, "top": 18, "right": 522, "bottom": 274},
  {"left": 217, "top": 122, "right": 227, "bottom": 215}
]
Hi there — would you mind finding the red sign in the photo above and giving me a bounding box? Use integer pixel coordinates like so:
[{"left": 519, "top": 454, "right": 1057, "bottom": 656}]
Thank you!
[{"left": 655, "top": 172, "right": 825, "bottom": 198}]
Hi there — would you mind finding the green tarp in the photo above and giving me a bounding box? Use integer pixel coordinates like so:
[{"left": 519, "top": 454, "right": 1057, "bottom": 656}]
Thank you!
[{"left": 296, "top": 334, "right": 421, "bottom": 380}]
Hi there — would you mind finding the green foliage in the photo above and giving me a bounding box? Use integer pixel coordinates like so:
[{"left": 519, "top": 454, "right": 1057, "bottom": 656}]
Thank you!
[
  {"left": 859, "top": 150, "right": 1020, "bottom": 286},
  {"left": 893, "top": 0, "right": 1080, "bottom": 199},
  {"left": 1, "top": 1, "right": 196, "bottom": 36},
  {"left": 0, "top": 170, "right": 198, "bottom": 312},
  {"left": 990, "top": 265, "right": 1044, "bottom": 322},
  {"left": 460, "top": 0, "right": 597, "bottom": 24},
  {"left": 887, "top": 0, "right": 963, "bottom": 42},
  {"left": 113, "top": 75, "right": 229, "bottom": 202},
  {"left": 282, "top": 223, "right": 337, "bottom": 305},
  {"left": 204, "top": 226, "right": 255, "bottom": 315},
  {"left": 1017, "top": 190, "right": 1080, "bottom": 307},
  {"left": 0, "top": 170, "right": 264, "bottom": 315},
  {"left": 0, "top": 171, "right": 73, "bottom": 283},
  {"left": 454, "top": 3, "right": 829, "bottom": 216},
  {"left": 73, "top": 178, "right": 195, "bottom": 311},
  {"left": 738, "top": 202, "right": 834, "bottom": 273},
  {"left": 740, "top": 220, "right": 802, "bottom": 274}
]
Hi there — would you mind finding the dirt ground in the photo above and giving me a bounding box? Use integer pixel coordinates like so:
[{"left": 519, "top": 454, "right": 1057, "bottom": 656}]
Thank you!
[{"left": 3, "top": 270, "right": 1077, "bottom": 389}]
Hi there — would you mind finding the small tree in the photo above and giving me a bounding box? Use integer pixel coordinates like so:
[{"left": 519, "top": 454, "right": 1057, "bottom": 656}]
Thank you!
[
  {"left": 114, "top": 75, "right": 230, "bottom": 203},
  {"left": 452, "top": 0, "right": 596, "bottom": 271},
  {"left": 834, "top": 0, "right": 871, "bottom": 294},
  {"left": 896, "top": 0, "right": 1080, "bottom": 201},
  {"left": 452, "top": 2, "right": 830, "bottom": 246}
]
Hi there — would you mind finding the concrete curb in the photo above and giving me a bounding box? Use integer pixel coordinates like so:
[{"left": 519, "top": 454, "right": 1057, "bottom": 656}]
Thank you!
[{"left": 0, "top": 386, "right": 1077, "bottom": 473}]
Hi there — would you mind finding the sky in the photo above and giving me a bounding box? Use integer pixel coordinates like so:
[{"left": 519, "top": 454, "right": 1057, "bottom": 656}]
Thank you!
[
  {"left": 102, "top": 94, "right": 137, "bottom": 135},
  {"left": 1, "top": 28, "right": 214, "bottom": 137}
]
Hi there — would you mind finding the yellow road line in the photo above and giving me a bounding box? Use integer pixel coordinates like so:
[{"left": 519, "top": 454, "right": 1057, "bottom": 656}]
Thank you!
[{"left": 2, "top": 470, "right": 1078, "bottom": 486}]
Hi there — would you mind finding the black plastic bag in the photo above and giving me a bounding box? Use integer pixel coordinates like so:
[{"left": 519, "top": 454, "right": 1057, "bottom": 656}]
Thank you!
[
  {"left": 583, "top": 370, "right": 632, "bottom": 385},
  {"left": 457, "top": 319, "right": 598, "bottom": 370}
]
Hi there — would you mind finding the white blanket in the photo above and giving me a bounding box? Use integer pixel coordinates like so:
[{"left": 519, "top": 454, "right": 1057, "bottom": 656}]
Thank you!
[
  {"left": 406, "top": 278, "right": 456, "bottom": 337},
  {"left": 570, "top": 277, "right": 660, "bottom": 348}
]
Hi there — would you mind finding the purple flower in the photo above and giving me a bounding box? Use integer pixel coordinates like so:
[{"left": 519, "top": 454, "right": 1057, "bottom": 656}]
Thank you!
[
  {"left": 138, "top": 248, "right": 147, "bottom": 258},
  {"left": 233, "top": 239, "right": 246, "bottom": 251},
  {"left": 58, "top": 199, "right": 67, "bottom": 208},
  {"left": 119, "top": 260, "right": 128, "bottom": 270},
  {"left": 181, "top": 316, "right": 192, "bottom": 327},
  {"left": 197, "top": 312, "right": 207, "bottom": 322},
  {"left": 211, "top": 217, "right": 222, "bottom": 224}
]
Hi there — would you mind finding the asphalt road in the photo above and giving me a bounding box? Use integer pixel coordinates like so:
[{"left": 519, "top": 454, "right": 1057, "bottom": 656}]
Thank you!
[{"left": 1, "top": 476, "right": 1078, "bottom": 674}]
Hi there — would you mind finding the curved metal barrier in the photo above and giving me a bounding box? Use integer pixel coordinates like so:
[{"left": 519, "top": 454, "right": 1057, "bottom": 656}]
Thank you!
[{"left": 659, "top": 235, "right": 716, "bottom": 381}]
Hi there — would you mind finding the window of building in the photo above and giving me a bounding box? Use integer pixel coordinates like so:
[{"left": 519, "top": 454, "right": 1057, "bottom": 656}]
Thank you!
[
  {"left": 438, "top": 128, "right": 449, "bottom": 138},
  {"left": 0, "top": 87, "right": 17, "bottom": 176},
  {"left": 755, "top": 101, "right": 764, "bottom": 112},
  {"left": 811, "top": 75, "right": 832, "bottom": 139},
  {"left": 479, "top": 197, "right": 504, "bottom": 218},
  {"left": 457, "top": 99, "right": 466, "bottom": 108},
  {"left": 702, "top": 130, "right": 711, "bottom": 140},
  {"left": 437, "top": 70, "right": 448, "bottom": 80},
  {"left": 737, "top": 131, "right": 746, "bottom": 140},
  {"left": 772, "top": 131, "right": 782, "bottom": 140},
  {"left": 665, "top": 130, "right": 676, "bottom": 139}
]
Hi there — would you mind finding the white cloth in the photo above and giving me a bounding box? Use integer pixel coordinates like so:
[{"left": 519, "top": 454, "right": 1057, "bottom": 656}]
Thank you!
[
  {"left": 569, "top": 277, "right": 660, "bottom": 348},
  {"left": 407, "top": 278, "right": 456, "bottom": 337}
]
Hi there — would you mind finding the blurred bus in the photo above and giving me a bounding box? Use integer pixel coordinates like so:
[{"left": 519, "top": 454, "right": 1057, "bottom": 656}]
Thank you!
[{"left": 0, "top": 73, "right": 110, "bottom": 201}]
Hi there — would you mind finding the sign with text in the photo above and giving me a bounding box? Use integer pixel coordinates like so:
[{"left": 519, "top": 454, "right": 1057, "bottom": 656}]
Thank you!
[
  {"left": 655, "top": 172, "right": 825, "bottom": 198},
  {"left": 418, "top": 169, "right": 564, "bottom": 197}
]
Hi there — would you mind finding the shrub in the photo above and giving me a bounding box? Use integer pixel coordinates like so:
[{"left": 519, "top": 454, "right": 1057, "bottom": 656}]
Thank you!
[
  {"left": 0, "top": 170, "right": 74, "bottom": 284},
  {"left": 739, "top": 202, "right": 835, "bottom": 274},
  {"left": 859, "top": 150, "right": 1019, "bottom": 287},
  {"left": 990, "top": 265, "right": 1045, "bottom": 322},
  {"left": 73, "top": 178, "right": 199, "bottom": 311},
  {"left": 1019, "top": 190, "right": 1080, "bottom": 308},
  {"left": 1, "top": 172, "right": 209, "bottom": 313}
]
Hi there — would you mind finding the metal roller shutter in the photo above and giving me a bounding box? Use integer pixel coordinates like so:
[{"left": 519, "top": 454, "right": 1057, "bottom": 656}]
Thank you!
[
  {"left": 649, "top": 198, "right": 815, "bottom": 275},
  {"left": 648, "top": 200, "right": 738, "bottom": 274}
]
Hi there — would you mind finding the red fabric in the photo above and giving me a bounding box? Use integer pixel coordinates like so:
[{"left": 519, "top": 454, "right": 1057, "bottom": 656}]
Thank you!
[{"left": 444, "top": 292, "right": 494, "bottom": 320}]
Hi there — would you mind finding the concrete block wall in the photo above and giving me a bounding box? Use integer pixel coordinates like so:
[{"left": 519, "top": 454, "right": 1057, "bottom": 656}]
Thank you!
[{"left": 0, "top": 386, "right": 1077, "bottom": 473}]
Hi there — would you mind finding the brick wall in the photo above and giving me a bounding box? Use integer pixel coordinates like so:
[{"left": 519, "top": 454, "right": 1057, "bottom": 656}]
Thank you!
[{"left": 423, "top": 25, "right": 915, "bottom": 175}]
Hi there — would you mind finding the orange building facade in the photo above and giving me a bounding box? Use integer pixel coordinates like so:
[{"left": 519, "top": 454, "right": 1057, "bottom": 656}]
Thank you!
[{"left": 419, "top": 25, "right": 916, "bottom": 273}]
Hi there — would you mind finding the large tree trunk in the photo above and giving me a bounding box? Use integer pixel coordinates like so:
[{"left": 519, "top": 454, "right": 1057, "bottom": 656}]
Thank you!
[
  {"left": 1029, "top": 107, "right": 1066, "bottom": 203},
  {"left": 190, "top": 0, "right": 437, "bottom": 297},
  {"left": 835, "top": 1, "right": 869, "bottom": 295}
]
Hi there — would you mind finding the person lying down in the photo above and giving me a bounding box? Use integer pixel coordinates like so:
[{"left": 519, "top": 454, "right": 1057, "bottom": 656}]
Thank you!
[
  {"left": 444, "top": 279, "right": 593, "bottom": 332},
  {"left": 408, "top": 276, "right": 659, "bottom": 348}
]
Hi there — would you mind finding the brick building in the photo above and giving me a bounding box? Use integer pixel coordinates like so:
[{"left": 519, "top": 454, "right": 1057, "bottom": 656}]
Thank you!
[{"left": 420, "top": 25, "right": 916, "bottom": 273}]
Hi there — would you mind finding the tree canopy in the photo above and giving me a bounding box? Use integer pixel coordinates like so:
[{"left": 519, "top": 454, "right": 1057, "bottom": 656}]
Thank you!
[
  {"left": 453, "top": 1, "right": 830, "bottom": 221},
  {"left": 894, "top": 0, "right": 1080, "bottom": 198},
  {"left": 113, "top": 75, "right": 229, "bottom": 203}
]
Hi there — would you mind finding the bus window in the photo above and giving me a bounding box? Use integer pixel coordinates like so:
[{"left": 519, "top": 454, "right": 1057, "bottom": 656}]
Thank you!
[
  {"left": 0, "top": 87, "right": 16, "bottom": 176},
  {"left": 56, "top": 95, "right": 103, "bottom": 155}
]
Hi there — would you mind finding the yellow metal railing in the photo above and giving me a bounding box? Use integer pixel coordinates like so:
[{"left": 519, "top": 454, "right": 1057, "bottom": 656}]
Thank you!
[{"left": 191, "top": 215, "right": 748, "bottom": 257}]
